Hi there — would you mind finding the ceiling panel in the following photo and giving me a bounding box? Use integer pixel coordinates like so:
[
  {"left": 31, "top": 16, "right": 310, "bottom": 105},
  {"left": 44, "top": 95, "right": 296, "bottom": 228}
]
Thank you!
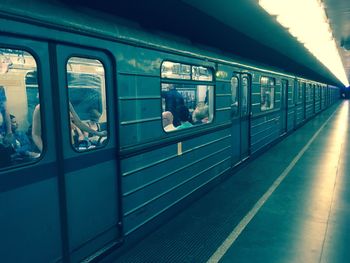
[
  {"left": 63, "top": 0, "right": 350, "bottom": 86},
  {"left": 324, "top": 0, "right": 350, "bottom": 85},
  {"left": 182, "top": 0, "right": 349, "bottom": 86}
]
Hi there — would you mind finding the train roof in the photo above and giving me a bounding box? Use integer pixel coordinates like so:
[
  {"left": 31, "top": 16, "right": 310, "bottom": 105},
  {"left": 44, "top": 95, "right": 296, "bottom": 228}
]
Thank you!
[{"left": 0, "top": 0, "right": 331, "bottom": 85}]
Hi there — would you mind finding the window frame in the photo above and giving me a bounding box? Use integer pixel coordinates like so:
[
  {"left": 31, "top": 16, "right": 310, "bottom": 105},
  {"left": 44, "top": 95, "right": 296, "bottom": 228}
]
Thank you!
[
  {"left": 0, "top": 45, "right": 44, "bottom": 170},
  {"left": 160, "top": 60, "right": 215, "bottom": 133},
  {"left": 65, "top": 55, "right": 109, "bottom": 152},
  {"left": 260, "top": 76, "right": 275, "bottom": 111}
]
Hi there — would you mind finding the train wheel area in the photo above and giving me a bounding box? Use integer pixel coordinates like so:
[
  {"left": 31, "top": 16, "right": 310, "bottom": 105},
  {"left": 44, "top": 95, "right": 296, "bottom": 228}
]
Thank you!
[{"left": 106, "top": 100, "right": 349, "bottom": 263}]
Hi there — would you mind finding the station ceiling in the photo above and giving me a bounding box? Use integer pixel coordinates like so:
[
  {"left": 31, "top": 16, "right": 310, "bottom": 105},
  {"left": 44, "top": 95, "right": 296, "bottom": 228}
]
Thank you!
[{"left": 66, "top": 0, "right": 350, "bottom": 87}]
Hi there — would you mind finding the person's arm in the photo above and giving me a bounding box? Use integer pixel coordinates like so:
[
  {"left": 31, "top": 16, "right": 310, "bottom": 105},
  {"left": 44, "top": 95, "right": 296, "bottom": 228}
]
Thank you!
[
  {"left": 1, "top": 102, "right": 15, "bottom": 146},
  {"left": 32, "top": 104, "right": 43, "bottom": 152},
  {"left": 1, "top": 102, "right": 12, "bottom": 135},
  {"left": 69, "top": 102, "right": 107, "bottom": 137}
]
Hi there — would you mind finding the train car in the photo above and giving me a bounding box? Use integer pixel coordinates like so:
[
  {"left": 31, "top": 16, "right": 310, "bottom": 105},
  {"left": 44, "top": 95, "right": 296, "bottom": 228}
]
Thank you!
[{"left": 0, "top": 0, "right": 340, "bottom": 262}]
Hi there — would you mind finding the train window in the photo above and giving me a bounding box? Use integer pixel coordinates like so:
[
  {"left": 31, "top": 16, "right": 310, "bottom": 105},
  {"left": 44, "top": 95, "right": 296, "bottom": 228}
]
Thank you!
[
  {"left": 231, "top": 77, "right": 239, "bottom": 116},
  {"left": 161, "top": 61, "right": 213, "bottom": 81},
  {"left": 0, "top": 48, "right": 42, "bottom": 169},
  {"left": 161, "top": 61, "right": 214, "bottom": 132},
  {"left": 298, "top": 82, "right": 304, "bottom": 102},
  {"left": 260, "top": 76, "right": 275, "bottom": 111},
  {"left": 67, "top": 57, "right": 108, "bottom": 151},
  {"left": 290, "top": 83, "right": 294, "bottom": 104},
  {"left": 161, "top": 61, "right": 191, "bottom": 80},
  {"left": 192, "top": 66, "right": 213, "bottom": 81},
  {"left": 307, "top": 84, "right": 313, "bottom": 102},
  {"left": 241, "top": 77, "right": 249, "bottom": 115}
]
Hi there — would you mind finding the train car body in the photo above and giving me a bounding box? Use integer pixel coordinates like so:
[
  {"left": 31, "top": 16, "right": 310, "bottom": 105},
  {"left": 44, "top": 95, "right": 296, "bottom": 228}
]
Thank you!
[{"left": 0, "top": 0, "right": 340, "bottom": 262}]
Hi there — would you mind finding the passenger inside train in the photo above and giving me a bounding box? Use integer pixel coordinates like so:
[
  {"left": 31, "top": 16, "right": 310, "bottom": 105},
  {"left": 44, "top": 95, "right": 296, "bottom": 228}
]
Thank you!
[
  {"left": 175, "top": 105, "right": 193, "bottom": 130},
  {"left": 161, "top": 84, "right": 185, "bottom": 127},
  {"left": 162, "top": 111, "right": 176, "bottom": 132},
  {"left": 161, "top": 61, "right": 214, "bottom": 132},
  {"left": 192, "top": 102, "right": 209, "bottom": 124},
  {"left": 67, "top": 57, "right": 108, "bottom": 151}
]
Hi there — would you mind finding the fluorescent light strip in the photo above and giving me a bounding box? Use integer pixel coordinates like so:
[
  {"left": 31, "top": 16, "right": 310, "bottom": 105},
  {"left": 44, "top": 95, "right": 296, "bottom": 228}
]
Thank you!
[{"left": 259, "top": 0, "right": 349, "bottom": 87}]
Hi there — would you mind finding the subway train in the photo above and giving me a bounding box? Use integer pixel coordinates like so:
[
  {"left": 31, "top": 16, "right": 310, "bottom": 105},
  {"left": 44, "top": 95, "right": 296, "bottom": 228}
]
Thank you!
[{"left": 0, "top": 0, "right": 340, "bottom": 262}]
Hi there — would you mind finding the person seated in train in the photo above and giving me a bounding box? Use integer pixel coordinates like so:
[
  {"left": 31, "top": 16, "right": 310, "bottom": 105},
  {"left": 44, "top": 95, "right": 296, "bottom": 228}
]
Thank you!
[
  {"left": 192, "top": 103, "right": 209, "bottom": 125},
  {"left": 83, "top": 108, "right": 104, "bottom": 146},
  {"left": 8, "top": 114, "right": 36, "bottom": 160},
  {"left": 84, "top": 109, "right": 102, "bottom": 135},
  {"left": 69, "top": 102, "right": 107, "bottom": 138},
  {"left": 176, "top": 105, "right": 193, "bottom": 130},
  {"left": 69, "top": 111, "right": 91, "bottom": 150},
  {"left": 161, "top": 84, "right": 184, "bottom": 127},
  {"left": 162, "top": 111, "right": 176, "bottom": 132}
]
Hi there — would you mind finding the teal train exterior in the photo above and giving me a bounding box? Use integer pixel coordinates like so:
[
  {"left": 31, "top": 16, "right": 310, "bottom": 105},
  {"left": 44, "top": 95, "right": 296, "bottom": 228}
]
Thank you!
[{"left": 0, "top": 0, "right": 340, "bottom": 262}]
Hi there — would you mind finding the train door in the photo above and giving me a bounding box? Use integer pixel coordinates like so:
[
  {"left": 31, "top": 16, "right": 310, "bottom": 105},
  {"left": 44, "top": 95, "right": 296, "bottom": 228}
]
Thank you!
[
  {"left": 230, "top": 72, "right": 251, "bottom": 165},
  {"left": 0, "top": 36, "right": 63, "bottom": 263},
  {"left": 280, "top": 79, "right": 288, "bottom": 134},
  {"left": 55, "top": 45, "right": 120, "bottom": 262}
]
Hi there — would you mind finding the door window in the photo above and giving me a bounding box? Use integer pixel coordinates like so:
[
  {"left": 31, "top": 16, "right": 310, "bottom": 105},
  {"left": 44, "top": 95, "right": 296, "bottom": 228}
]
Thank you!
[
  {"left": 230, "top": 76, "right": 239, "bottom": 117},
  {"left": 241, "top": 76, "right": 249, "bottom": 115},
  {"left": 260, "top": 76, "right": 275, "bottom": 111},
  {"left": 66, "top": 57, "right": 108, "bottom": 151},
  {"left": 0, "top": 47, "right": 42, "bottom": 168}
]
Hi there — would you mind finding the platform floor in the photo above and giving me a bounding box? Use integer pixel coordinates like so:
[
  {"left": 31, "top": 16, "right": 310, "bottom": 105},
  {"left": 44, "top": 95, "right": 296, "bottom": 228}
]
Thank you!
[{"left": 111, "top": 101, "right": 350, "bottom": 263}]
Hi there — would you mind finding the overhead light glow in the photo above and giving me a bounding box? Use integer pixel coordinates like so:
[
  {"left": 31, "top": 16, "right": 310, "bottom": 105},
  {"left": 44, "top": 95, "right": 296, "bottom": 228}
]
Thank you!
[{"left": 259, "top": 0, "right": 349, "bottom": 87}]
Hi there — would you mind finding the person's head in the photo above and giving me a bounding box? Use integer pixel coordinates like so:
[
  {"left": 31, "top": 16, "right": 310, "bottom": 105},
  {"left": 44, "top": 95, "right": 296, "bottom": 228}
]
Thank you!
[
  {"left": 192, "top": 104, "right": 209, "bottom": 123},
  {"left": 9, "top": 114, "right": 17, "bottom": 131},
  {"left": 177, "top": 105, "right": 190, "bottom": 123},
  {"left": 162, "top": 111, "right": 174, "bottom": 128},
  {"left": 89, "top": 109, "right": 101, "bottom": 122}
]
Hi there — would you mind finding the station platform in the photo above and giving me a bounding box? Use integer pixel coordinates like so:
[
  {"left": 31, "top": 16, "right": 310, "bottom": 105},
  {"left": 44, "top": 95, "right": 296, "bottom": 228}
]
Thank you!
[{"left": 110, "top": 100, "right": 349, "bottom": 263}]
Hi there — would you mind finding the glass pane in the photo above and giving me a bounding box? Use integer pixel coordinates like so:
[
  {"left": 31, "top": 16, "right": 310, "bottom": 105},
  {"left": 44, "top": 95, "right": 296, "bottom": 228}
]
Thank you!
[
  {"left": 290, "top": 84, "right": 294, "bottom": 104},
  {"left": 298, "top": 83, "right": 303, "bottom": 102},
  {"left": 0, "top": 48, "right": 41, "bottom": 169},
  {"left": 192, "top": 66, "right": 213, "bottom": 81},
  {"left": 270, "top": 85, "right": 275, "bottom": 109},
  {"left": 261, "top": 77, "right": 275, "bottom": 111},
  {"left": 161, "top": 83, "right": 213, "bottom": 132},
  {"left": 67, "top": 57, "right": 108, "bottom": 151},
  {"left": 161, "top": 61, "right": 191, "bottom": 80},
  {"left": 231, "top": 77, "right": 239, "bottom": 116},
  {"left": 241, "top": 77, "right": 249, "bottom": 115}
]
